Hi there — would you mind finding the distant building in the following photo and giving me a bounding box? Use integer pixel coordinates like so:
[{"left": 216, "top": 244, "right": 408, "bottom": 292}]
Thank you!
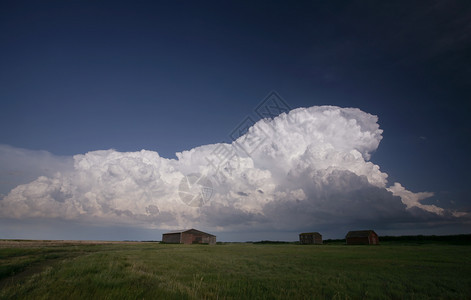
[
  {"left": 162, "top": 229, "right": 216, "bottom": 245},
  {"left": 345, "top": 230, "right": 379, "bottom": 245},
  {"left": 299, "top": 232, "right": 323, "bottom": 245}
]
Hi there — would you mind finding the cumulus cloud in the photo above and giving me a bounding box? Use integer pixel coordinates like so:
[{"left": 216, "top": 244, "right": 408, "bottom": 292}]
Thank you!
[
  {"left": 0, "top": 145, "right": 73, "bottom": 198},
  {"left": 0, "top": 106, "right": 466, "bottom": 232}
]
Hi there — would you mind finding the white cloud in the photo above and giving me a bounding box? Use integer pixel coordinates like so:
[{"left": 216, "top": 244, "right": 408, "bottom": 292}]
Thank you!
[
  {"left": 387, "top": 182, "right": 443, "bottom": 215},
  {"left": 0, "top": 106, "right": 465, "bottom": 232},
  {"left": 0, "top": 144, "right": 73, "bottom": 197}
]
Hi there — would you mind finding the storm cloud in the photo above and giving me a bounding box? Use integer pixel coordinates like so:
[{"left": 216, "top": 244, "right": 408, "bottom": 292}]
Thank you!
[{"left": 0, "top": 106, "right": 466, "bottom": 232}]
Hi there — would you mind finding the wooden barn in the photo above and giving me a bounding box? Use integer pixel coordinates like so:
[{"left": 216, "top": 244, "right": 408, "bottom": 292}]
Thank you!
[
  {"left": 162, "top": 229, "right": 216, "bottom": 245},
  {"left": 345, "top": 230, "right": 379, "bottom": 245},
  {"left": 299, "top": 232, "right": 323, "bottom": 245}
]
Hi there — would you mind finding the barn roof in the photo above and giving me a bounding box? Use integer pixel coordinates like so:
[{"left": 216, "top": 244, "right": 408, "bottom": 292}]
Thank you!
[
  {"left": 163, "top": 229, "right": 192, "bottom": 234},
  {"left": 346, "top": 230, "right": 377, "bottom": 238},
  {"left": 162, "top": 228, "right": 215, "bottom": 236},
  {"left": 299, "top": 232, "right": 322, "bottom": 236}
]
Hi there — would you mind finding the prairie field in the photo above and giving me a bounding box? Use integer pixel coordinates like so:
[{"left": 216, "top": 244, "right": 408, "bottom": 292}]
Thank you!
[{"left": 0, "top": 240, "right": 470, "bottom": 299}]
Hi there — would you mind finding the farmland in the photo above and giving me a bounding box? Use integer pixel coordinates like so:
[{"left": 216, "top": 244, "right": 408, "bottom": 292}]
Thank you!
[{"left": 0, "top": 240, "right": 470, "bottom": 299}]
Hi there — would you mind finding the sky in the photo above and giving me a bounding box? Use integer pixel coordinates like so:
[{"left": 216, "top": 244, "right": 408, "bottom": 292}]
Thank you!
[{"left": 0, "top": 1, "right": 470, "bottom": 241}]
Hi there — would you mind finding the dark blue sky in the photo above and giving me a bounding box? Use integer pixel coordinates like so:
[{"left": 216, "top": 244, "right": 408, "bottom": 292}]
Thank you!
[{"left": 1, "top": 1, "right": 470, "bottom": 211}]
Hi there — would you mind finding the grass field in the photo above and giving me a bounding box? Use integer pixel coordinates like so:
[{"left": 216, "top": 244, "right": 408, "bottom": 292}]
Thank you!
[{"left": 1, "top": 240, "right": 470, "bottom": 299}]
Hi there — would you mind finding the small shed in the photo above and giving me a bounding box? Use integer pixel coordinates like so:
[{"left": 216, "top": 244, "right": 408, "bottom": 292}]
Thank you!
[
  {"left": 345, "top": 230, "right": 379, "bottom": 245},
  {"left": 162, "top": 228, "right": 216, "bottom": 245},
  {"left": 299, "top": 232, "right": 323, "bottom": 245}
]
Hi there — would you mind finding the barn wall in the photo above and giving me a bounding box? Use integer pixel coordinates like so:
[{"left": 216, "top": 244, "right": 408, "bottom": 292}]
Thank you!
[
  {"left": 162, "top": 233, "right": 181, "bottom": 243},
  {"left": 203, "top": 236, "right": 216, "bottom": 245},
  {"left": 181, "top": 233, "right": 194, "bottom": 244},
  {"left": 180, "top": 232, "right": 216, "bottom": 244},
  {"left": 369, "top": 233, "right": 379, "bottom": 245},
  {"left": 163, "top": 230, "right": 216, "bottom": 245},
  {"left": 299, "top": 234, "right": 322, "bottom": 245}
]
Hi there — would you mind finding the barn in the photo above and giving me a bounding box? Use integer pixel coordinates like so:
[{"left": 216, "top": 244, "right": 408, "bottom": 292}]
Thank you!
[
  {"left": 299, "top": 232, "right": 323, "bottom": 245},
  {"left": 345, "top": 230, "right": 379, "bottom": 245},
  {"left": 162, "top": 229, "right": 216, "bottom": 245}
]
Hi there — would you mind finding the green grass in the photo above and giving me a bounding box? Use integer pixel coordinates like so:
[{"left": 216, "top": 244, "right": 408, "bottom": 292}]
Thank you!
[{"left": 1, "top": 242, "right": 470, "bottom": 299}]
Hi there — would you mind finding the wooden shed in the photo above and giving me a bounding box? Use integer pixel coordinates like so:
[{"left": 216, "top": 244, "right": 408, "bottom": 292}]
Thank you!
[
  {"left": 299, "top": 232, "right": 323, "bottom": 245},
  {"left": 162, "top": 229, "right": 216, "bottom": 245},
  {"left": 345, "top": 230, "right": 379, "bottom": 245}
]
